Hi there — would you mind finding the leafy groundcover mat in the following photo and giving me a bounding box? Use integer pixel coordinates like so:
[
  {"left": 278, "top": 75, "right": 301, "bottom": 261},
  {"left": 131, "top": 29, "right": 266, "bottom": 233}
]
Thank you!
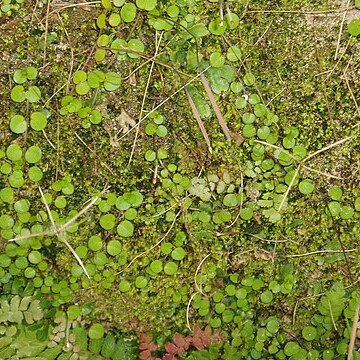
[{"left": 0, "top": 0, "right": 359, "bottom": 359}]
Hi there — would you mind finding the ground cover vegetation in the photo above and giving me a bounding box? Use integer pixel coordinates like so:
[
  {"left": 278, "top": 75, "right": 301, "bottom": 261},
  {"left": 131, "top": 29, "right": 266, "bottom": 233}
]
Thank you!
[{"left": 0, "top": 0, "right": 359, "bottom": 358}]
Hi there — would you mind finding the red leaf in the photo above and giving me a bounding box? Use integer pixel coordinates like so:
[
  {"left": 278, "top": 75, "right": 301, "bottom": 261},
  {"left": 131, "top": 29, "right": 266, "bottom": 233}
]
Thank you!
[
  {"left": 140, "top": 350, "right": 153, "bottom": 360},
  {"left": 165, "top": 342, "right": 179, "bottom": 355},
  {"left": 162, "top": 355, "right": 175, "bottom": 360},
  {"left": 204, "top": 326, "right": 211, "bottom": 338},
  {"left": 140, "top": 334, "right": 153, "bottom": 344},
  {"left": 139, "top": 342, "right": 157, "bottom": 351},
  {"left": 201, "top": 335, "right": 210, "bottom": 348},
  {"left": 193, "top": 324, "right": 201, "bottom": 338},
  {"left": 192, "top": 337, "right": 204, "bottom": 350},
  {"left": 173, "top": 333, "right": 186, "bottom": 348}
]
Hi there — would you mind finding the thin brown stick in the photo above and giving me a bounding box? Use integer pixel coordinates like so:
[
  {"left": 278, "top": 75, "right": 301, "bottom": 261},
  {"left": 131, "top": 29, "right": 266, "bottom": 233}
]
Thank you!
[
  {"left": 247, "top": 7, "right": 354, "bottom": 15},
  {"left": 334, "top": 0, "right": 352, "bottom": 60},
  {"left": 116, "top": 210, "right": 180, "bottom": 276},
  {"left": 43, "top": 0, "right": 51, "bottom": 66},
  {"left": 119, "top": 66, "right": 210, "bottom": 140},
  {"left": 200, "top": 74, "right": 232, "bottom": 141},
  {"left": 286, "top": 248, "right": 357, "bottom": 258},
  {"left": 347, "top": 302, "right": 359, "bottom": 360},
  {"left": 303, "top": 136, "right": 353, "bottom": 162},
  {"left": 343, "top": 57, "right": 360, "bottom": 118},
  {"left": 185, "top": 88, "right": 212, "bottom": 153}
]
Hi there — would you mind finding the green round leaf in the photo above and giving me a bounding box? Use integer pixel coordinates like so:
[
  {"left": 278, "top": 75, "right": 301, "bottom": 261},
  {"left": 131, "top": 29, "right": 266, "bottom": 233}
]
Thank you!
[
  {"left": 210, "top": 52, "right": 225, "bottom": 68},
  {"left": 0, "top": 187, "right": 14, "bottom": 203},
  {"left": 136, "top": 0, "right": 157, "bottom": 11},
  {"left": 26, "top": 86, "right": 41, "bottom": 102},
  {"left": 10, "top": 114, "right": 27, "bottom": 134},
  {"left": 340, "top": 205, "right": 354, "bottom": 220},
  {"left": 109, "top": 13, "right": 121, "bottom": 27},
  {"left": 156, "top": 125, "right": 168, "bottom": 137},
  {"left": 117, "top": 220, "right": 134, "bottom": 237},
  {"left": 73, "top": 70, "right": 87, "bottom": 84},
  {"left": 89, "top": 109, "right": 102, "bottom": 124},
  {"left": 124, "top": 208, "right": 137, "bottom": 220},
  {"left": 244, "top": 73, "right": 255, "bottom": 86},
  {"left": 14, "top": 199, "right": 30, "bottom": 213},
  {"left": 302, "top": 326, "right": 317, "bottom": 341},
  {"left": 254, "top": 103, "right": 267, "bottom": 118},
  {"left": 124, "top": 191, "right": 143, "bottom": 207},
  {"left": 25, "top": 145, "right": 42, "bottom": 163},
  {"left": 266, "top": 319, "right": 280, "bottom": 334},
  {"left": 328, "top": 201, "right": 341, "bottom": 217},
  {"left": 104, "top": 72, "right": 122, "bottom": 91},
  {"left": 11, "top": 85, "right": 26, "bottom": 102},
  {"left": 88, "top": 235, "right": 102, "bottom": 251},
  {"left": 26, "top": 67, "right": 38, "bottom": 80},
  {"left": 54, "top": 196, "right": 67, "bottom": 209},
  {"left": 166, "top": 4, "right": 179, "bottom": 17},
  {"left": 96, "top": 13, "right": 106, "bottom": 29},
  {"left": 107, "top": 240, "right": 122, "bottom": 256},
  {"left": 240, "top": 207, "right": 253, "bottom": 220},
  {"left": 28, "top": 250, "right": 42, "bottom": 264},
  {"left": 89, "top": 324, "right": 105, "bottom": 339},
  {"left": 298, "top": 179, "right": 315, "bottom": 195},
  {"left": 250, "top": 93, "right": 261, "bottom": 105},
  {"left": 13, "top": 69, "right": 27, "bottom": 84},
  {"left": 100, "top": 213, "right": 115, "bottom": 230},
  {"left": 67, "top": 305, "right": 80, "bottom": 320},
  {"left": 257, "top": 126, "right": 270, "bottom": 140},
  {"left": 157, "top": 147, "right": 168, "bottom": 160},
  {"left": 348, "top": 19, "right": 360, "bottom": 36},
  {"left": 118, "top": 279, "right": 131, "bottom": 292},
  {"left": 260, "top": 290, "right": 273, "bottom": 304},
  {"left": 208, "top": 17, "right": 227, "bottom": 35},
  {"left": 243, "top": 124, "right": 256, "bottom": 138},
  {"left": 161, "top": 242, "right": 172, "bottom": 255},
  {"left": 171, "top": 247, "right": 186, "bottom": 261},
  {"left": 164, "top": 261, "right": 178, "bottom": 275},
  {"left": 150, "top": 260, "right": 163, "bottom": 273},
  {"left": 145, "top": 123, "right": 156, "bottom": 135},
  {"left": 30, "top": 112, "right": 47, "bottom": 131},
  {"left": 145, "top": 150, "right": 156, "bottom": 162},
  {"left": 127, "top": 39, "right": 144, "bottom": 58},
  {"left": 226, "top": 45, "right": 241, "bottom": 62},
  {"left": 355, "top": 197, "right": 360, "bottom": 211},
  {"left": 121, "top": 3, "right": 136, "bottom": 22},
  {"left": 223, "top": 194, "right": 238, "bottom": 207},
  {"left": 75, "top": 81, "right": 90, "bottom": 96},
  {"left": 242, "top": 112, "right": 256, "bottom": 124},
  {"left": 7, "top": 144, "right": 22, "bottom": 162},
  {"left": 225, "top": 12, "right": 239, "bottom": 29},
  {"left": 135, "top": 275, "right": 147, "bottom": 288},
  {"left": 328, "top": 187, "right": 342, "bottom": 201},
  {"left": 9, "top": 170, "right": 25, "bottom": 188},
  {"left": 284, "top": 341, "right": 300, "bottom": 356}
]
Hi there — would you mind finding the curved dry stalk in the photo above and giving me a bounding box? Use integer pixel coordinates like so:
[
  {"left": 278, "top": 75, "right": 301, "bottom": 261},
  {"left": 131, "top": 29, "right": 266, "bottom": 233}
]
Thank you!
[
  {"left": 286, "top": 248, "right": 357, "bottom": 258},
  {"left": 128, "top": 31, "right": 164, "bottom": 166},
  {"left": 116, "top": 210, "right": 180, "bottom": 276},
  {"left": 194, "top": 254, "right": 211, "bottom": 295},
  {"left": 303, "top": 136, "right": 353, "bottom": 162},
  {"left": 58, "top": 196, "right": 99, "bottom": 232},
  {"left": 278, "top": 166, "right": 299, "bottom": 212},
  {"left": 186, "top": 293, "right": 197, "bottom": 332},
  {"left": 334, "top": 0, "right": 353, "bottom": 60}
]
